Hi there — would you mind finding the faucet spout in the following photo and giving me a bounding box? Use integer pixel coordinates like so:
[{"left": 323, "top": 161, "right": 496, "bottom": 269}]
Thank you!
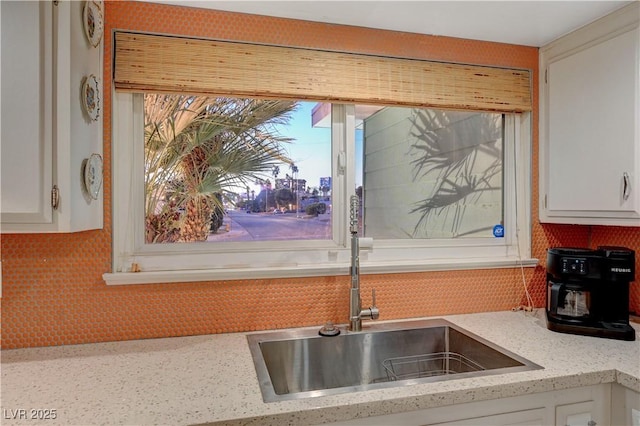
[{"left": 348, "top": 195, "right": 379, "bottom": 331}]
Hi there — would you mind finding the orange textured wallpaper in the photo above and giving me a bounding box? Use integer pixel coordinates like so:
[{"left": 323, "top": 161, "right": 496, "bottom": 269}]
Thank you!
[{"left": 1, "top": 1, "right": 638, "bottom": 349}]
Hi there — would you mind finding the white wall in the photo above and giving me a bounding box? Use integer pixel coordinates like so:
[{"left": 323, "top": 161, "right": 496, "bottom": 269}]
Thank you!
[{"left": 363, "top": 107, "right": 503, "bottom": 239}]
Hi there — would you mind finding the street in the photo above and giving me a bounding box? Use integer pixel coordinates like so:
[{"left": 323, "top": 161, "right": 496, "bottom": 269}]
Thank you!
[{"left": 208, "top": 209, "right": 331, "bottom": 242}]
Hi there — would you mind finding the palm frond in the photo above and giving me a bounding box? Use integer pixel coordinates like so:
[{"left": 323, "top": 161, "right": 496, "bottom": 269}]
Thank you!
[{"left": 143, "top": 94, "right": 297, "bottom": 242}]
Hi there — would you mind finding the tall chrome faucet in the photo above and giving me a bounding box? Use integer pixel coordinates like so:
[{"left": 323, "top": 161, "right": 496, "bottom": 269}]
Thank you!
[{"left": 349, "top": 195, "right": 379, "bottom": 331}]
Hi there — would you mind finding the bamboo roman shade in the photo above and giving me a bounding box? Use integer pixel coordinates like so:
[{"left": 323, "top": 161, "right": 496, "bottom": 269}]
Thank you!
[{"left": 114, "top": 32, "right": 532, "bottom": 113}]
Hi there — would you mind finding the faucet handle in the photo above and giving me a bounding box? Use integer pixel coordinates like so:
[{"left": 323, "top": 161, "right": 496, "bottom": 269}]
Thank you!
[
  {"left": 370, "top": 288, "right": 380, "bottom": 320},
  {"left": 357, "top": 288, "right": 380, "bottom": 324}
]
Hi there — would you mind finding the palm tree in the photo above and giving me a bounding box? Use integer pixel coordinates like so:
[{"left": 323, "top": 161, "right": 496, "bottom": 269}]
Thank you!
[
  {"left": 144, "top": 95, "right": 296, "bottom": 242},
  {"left": 264, "top": 179, "right": 272, "bottom": 212},
  {"left": 272, "top": 165, "right": 280, "bottom": 209},
  {"left": 290, "top": 163, "right": 299, "bottom": 213}
]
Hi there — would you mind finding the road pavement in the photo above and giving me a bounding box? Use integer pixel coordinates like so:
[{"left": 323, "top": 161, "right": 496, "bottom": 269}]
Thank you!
[{"left": 207, "top": 210, "right": 330, "bottom": 242}]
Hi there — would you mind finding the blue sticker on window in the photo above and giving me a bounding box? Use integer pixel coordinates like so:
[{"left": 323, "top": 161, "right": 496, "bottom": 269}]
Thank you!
[{"left": 493, "top": 224, "right": 504, "bottom": 238}]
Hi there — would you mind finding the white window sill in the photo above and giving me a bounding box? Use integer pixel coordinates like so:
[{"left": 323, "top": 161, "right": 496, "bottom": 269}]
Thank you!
[{"left": 102, "top": 257, "right": 539, "bottom": 285}]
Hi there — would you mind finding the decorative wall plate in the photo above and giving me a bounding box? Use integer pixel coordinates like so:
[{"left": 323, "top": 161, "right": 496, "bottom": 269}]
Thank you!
[
  {"left": 83, "top": 153, "right": 103, "bottom": 200},
  {"left": 83, "top": 0, "right": 104, "bottom": 48},
  {"left": 82, "top": 74, "right": 100, "bottom": 121}
]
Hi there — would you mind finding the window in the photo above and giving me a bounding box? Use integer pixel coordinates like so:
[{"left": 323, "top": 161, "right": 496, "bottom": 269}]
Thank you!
[
  {"left": 107, "top": 95, "right": 533, "bottom": 285},
  {"left": 355, "top": 106, "right": 505, "bottom": 240},
  {"left": 107, "top": 32, "right": 534, "bottom": 284},
  {"left": 143, "top": 96, "right": 332, "bottom": 244}
]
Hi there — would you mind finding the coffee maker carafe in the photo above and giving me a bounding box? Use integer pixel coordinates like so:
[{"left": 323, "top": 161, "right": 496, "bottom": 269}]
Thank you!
[{"left": 546, "top": 246, "right": 636, "bottom": 341}]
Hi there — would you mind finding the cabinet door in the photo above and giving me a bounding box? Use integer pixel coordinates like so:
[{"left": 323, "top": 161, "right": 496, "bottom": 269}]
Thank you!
[
  {"left": 428, "top": 407, "right": 546, "bottom": 426},
  {"left": 540, "top": 5, "right": 640, "bottom": 226},
  {"left": 611, "top": 384, "right": 640, "bottom": 426},
  {"left": 555, "top": 400, "right": 597, "bottom": 426},
  {"left": 547, "top": 28, "right": 637, "bottom": 213},
  {"left": 327, "top": 406, "right": 547, "bottom": 426},
  {"left": 1, "top": 0, "right": 103, "bottom": 233},
  {"left": 0, "top": 1, "right": 54, "bottom": 225}
]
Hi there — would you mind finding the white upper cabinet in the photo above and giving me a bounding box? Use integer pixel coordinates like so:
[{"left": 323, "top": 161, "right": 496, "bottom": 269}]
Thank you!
[
  {"left": 540, "top": 2, "right": 639, "bottom": 226},
  {"left": 1, "top": 1, "right": 54, "bottom": 226},
  {"left": 0, "top": 0, "right": 103, "bottom": 233}
]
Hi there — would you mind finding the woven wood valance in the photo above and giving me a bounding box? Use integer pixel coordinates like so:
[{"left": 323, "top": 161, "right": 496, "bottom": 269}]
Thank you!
[{"left": 113, "top": 32, "right": 532, "bottom": 113}]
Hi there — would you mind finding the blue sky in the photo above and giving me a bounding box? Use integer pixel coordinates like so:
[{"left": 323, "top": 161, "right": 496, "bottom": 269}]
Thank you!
[
  {"left": 278, "top": 102, "right": 331, "bottom": 190},
  {"left": 248, "top": 101, "right": 364, "bottom": 196}
]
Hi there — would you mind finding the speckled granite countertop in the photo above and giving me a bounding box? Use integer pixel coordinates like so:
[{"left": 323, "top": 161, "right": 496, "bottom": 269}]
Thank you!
[{"left": 1, "top": 310, "right": 638, "bottom": 425}]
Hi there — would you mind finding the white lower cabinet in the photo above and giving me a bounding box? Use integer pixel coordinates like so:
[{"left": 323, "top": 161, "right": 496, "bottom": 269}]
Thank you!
[
  {"left": 555, "top": 400, "right": 597, "bottom": 426},
  {"left": 611, "top": 384, "right": 640, "bottom": 426},
  {"left": 428, "top": 408, "right": 546, "bottom": 426},
  {"left": 327, "top": 384, "right": 610, "bottom": 426}
]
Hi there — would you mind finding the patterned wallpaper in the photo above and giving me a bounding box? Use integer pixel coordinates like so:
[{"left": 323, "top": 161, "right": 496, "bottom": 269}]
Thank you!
[{"left": 0, "top": 1, "right": 637, "bottom": 349}]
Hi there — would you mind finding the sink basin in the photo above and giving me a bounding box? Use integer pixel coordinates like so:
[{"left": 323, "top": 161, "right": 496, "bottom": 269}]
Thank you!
[{"left": 247, "top": 318, "right": 542, "bottom": 402}]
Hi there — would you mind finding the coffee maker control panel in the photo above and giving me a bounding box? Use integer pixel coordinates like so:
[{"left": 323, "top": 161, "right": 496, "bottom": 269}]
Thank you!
[{"left": 561, "top": 257, "right": 587, "bottom": 275}]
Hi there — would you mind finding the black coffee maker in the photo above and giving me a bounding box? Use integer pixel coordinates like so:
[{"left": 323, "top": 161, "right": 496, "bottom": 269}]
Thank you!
[{"left": 546, "top": 246, "right": 636, "bottom": 341}]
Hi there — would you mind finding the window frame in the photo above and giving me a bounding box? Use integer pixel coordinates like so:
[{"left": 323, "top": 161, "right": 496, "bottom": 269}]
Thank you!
[{"left": 104, "top": 94, "right": 535, "bottom": 285}]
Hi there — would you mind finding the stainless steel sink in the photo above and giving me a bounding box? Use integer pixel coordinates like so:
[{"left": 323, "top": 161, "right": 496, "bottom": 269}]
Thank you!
[{"left": 247, "top": 318, "right": 542, "bottom": 402}]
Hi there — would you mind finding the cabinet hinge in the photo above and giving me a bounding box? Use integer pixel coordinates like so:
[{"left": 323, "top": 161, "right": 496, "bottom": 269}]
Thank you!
[
  {"left": 545, "top": 69, "right": 548, "bottom": 84},
  {"left": 51, "top": 185, "right": 60, "bottom": 210},
  {"left": 544, "top": 194, "right": 547, "bottom": 209}
]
